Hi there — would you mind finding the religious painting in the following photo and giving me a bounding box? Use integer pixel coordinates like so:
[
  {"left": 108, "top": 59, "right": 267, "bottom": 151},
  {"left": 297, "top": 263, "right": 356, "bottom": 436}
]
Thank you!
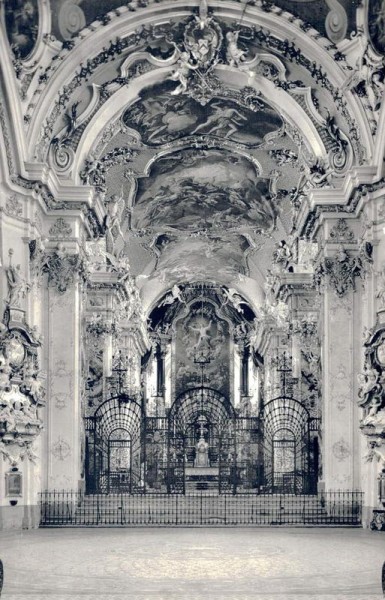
[
  {"left": 369, "top": 0, "right": 385, "bottom": 53},
  {"left": 4, "top": 0, "right": 39, "bottom": 59},
  {"left": 123, "top": 82, "right": 283, "bottom": 147},
  {"left": 153, "top": 235, "right": 249, "bottom": 284},
  {"left": 132, "top": 149, "right": 276, "bottom": 234},
  {"left": 175, "top": 302, "right": 230, "bottom": 399}
]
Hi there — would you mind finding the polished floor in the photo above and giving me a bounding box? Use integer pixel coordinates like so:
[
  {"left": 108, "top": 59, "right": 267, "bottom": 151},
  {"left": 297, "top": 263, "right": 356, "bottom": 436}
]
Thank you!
[{"left": 1, "top": 527, "right": 384, "bottom": 599}]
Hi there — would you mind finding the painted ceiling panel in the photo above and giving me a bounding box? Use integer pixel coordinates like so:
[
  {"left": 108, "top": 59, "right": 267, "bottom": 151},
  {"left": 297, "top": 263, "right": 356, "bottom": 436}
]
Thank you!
[
  {"left": 132, "top": 149, "right": 276, "bottom": 234},
  {"left": 123, "top": 82, "right": 283, "bottom": 147}
]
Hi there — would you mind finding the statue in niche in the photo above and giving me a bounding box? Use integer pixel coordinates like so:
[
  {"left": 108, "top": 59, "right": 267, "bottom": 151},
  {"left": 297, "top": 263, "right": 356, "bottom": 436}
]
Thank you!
[
  {"left": 195, "top": 437, "right": 209, "bottom": 467},
  {"left": 226, "top": 31, "right": 247, "bottom": 67}
]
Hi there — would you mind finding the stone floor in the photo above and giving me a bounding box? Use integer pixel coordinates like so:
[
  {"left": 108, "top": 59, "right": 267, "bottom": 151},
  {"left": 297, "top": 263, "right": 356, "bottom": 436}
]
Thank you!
[{"left": 1, "top": 527, "right": 384, "bottom": 600}]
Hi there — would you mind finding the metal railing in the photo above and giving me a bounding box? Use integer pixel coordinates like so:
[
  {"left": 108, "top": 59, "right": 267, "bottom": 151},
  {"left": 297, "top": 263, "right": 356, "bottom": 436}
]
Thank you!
[{"left": 39, "top": 489, "right": 363, "bottom": 527}]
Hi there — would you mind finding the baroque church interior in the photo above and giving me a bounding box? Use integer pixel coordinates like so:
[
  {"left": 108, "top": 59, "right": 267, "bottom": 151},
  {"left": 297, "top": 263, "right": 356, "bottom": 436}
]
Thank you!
[{"left": 0, "top": 0, "right": 385, "bottom": 534}]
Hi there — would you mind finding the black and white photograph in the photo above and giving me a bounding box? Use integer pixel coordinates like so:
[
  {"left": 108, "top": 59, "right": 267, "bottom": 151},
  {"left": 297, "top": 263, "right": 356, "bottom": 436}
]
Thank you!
[{"left": 0, "top": 0, "right": 385, "bottom": 598}]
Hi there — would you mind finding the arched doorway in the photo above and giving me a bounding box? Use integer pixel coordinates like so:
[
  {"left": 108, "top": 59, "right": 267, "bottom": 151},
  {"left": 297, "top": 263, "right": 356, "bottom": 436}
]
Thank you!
[
  {"left": 85, "top": 397, "right": 142, "bottom": 493},
  {"left": 263, "top": 397, "right": 317, "bottom": 494}
]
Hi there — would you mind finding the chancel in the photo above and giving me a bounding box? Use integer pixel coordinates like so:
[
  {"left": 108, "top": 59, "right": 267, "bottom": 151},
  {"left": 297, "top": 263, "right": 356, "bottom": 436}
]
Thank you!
[{"left": 0, "top": 0, "right": 385, "bottom": 546}]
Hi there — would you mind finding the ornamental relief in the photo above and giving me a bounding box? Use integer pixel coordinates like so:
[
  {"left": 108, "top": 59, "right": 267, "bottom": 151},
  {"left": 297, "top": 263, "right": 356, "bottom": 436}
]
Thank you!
[
  {"left": 51, "top": 436, "right": 71, "bottom": 461},
  {"left": 332, "top": 438, "right": 351, "bottom": 462},
  {"left": 358, "top": 326, "right": 385, "bottom": 434},
  {"left": 0, "top": 317, "right": 45, "bottom": 455}
]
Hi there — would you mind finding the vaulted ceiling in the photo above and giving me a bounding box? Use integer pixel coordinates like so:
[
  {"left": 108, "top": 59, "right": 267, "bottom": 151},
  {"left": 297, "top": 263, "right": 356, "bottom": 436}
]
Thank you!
[{"left": 0, "top": 0, "right": 383, "bottom": 314}]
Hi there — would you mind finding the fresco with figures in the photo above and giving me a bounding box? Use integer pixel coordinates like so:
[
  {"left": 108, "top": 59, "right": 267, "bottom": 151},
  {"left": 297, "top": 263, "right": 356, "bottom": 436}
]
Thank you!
[
  {"left": 153, "top": 234, "right": 250, "bottom": 284},
  {"left": 174, "top": 302, "right": 230, "bottom": 399},
  {"left": 132, "top": 149, "right": 276, "bottom": 234},
  {"left": 4, "top": 0, "right": 39, "bottom": 59},
  {"left": 123, "top": 82, "right": 283, "bottom": 147}
]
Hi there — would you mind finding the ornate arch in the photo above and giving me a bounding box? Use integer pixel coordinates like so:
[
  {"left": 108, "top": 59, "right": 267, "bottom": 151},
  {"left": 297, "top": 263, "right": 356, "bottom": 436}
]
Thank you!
[{"left": 169, "top": 387, "right": 235, "bottom": 432}]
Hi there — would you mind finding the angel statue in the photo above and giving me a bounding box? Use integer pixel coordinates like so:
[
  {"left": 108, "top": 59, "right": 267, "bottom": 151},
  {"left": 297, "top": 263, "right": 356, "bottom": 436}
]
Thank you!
[
  {"left": 226, "top": 31, "right": 247, "bottom": 67},
  {"left": 221, "top": 287, "right": 245, "bottom": 314},
  {"left": 103, "top": 193, "right": 125, "bottom": 259},
  {"left": 159, "top": 285, "right": 185, "bottom": 307},
  {"left": 169, "top": 46, "right": 199, "bottom": 95},
  {"left": 357, "top": 364, "right": 382, "bottom": 406}
]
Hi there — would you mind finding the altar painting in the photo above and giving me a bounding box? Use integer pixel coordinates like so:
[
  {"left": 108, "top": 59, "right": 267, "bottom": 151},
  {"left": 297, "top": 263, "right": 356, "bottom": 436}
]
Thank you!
[{"left": 175, "top": 302, "right": 230, "bottom": 399}]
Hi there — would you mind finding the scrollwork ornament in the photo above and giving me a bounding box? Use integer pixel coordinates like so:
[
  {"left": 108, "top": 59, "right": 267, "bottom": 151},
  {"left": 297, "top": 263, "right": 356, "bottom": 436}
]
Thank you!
[
  {"left": 49, "top": 218, "right": 72, "bottom": 238},
  {"left": 328, "top": 218, "right": 355, "bottom": 243},
  {"left": 325, "top": 0, "right": 348, "bottom": 44},
  {"left": 43, "top": 244, "right": 87, "bottom": 294},
  {"left": 58, "top": 0, "right": 86, "bottom": 40},
  {"left": 51, "top": 141, "right": 75, "bottom": 172},
  {"left": 314, "top": 245, "right": 364, "bottom": 297}
]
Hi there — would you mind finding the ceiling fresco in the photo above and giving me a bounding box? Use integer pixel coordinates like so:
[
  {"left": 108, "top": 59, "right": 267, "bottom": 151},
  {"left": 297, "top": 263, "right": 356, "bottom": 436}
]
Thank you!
[
  {"left": 4, "top": 0, "right": 370, "bottom": 314},
  {"left": 151, "top": 234, "right": 250, "bottom": 284},
  {"left": 123, "top": 82, "right": 283, "bottom": 147},
  {"left": 369, "top": 0, "right": 385, "bottom": 54},
  {"left": 132, "top": 149, "right": 276, "bottom": 234},
  {"left": 4, "top": 0, "right": 39, "bottom": 59}
]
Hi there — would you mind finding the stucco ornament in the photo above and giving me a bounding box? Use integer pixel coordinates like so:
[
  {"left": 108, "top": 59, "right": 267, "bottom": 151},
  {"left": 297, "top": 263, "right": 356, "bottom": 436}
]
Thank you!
[
  {"left": 0, "top": 317, "right": 45, "bottom": 462},
  {"left": 43, "top": 243, "right": 87, "bottom": 294},
  {"left": 314, "top": 245, "right": 365, "bottom": 297}
]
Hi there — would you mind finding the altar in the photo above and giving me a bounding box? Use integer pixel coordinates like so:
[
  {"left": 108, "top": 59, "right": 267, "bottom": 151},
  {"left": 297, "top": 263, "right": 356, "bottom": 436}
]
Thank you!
[{"left": 185, "top": 467, "right": 219, "bottom": 476}]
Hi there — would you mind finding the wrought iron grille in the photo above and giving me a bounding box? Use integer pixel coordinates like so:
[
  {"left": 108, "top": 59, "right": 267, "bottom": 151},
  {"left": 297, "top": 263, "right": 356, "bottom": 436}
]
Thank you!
[
  {"left": 39, "top": 490, "right": 363, "bottom": 527},
  {"left": 85, "top": 390, "right": 318, "bottom": 495}
]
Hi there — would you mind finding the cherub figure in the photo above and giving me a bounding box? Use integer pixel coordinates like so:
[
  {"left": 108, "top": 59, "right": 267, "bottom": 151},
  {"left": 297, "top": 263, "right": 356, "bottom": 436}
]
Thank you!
[
  {"left": 169, "top": 47, "right": 199, "bottom": 95},
  {"left": 221, "top": 287, "right": 245, "bottom": 314},
  {"left": 226, "top": 31, "right": 247, "bottom": 67},
  {"left": 159, "top": 285, "right": 185, "bottom": 307}
]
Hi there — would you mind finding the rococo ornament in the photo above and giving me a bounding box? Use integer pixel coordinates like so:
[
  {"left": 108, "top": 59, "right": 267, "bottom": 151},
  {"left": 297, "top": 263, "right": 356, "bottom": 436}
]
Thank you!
[
  {"left": 314, "top": 245, "right": 366, "bottom": 298},
  {"left": 42, "top": 243, "right": 88, "bottom": 294},
  {"left": 0, "top": 316, "right": 45, "bottom": 457}
]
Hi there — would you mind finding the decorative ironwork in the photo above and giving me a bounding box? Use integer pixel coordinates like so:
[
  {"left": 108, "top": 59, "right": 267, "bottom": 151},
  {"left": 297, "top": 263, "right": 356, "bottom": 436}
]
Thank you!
[
  {"left": 85, "top": 397, "right": 143, "bottom": 494},
  {"left": 263, "top": 396, "right": 318, "bottom": 494},
  {"left": 39, "top": 489, "right": 363, "bottom": 527}
]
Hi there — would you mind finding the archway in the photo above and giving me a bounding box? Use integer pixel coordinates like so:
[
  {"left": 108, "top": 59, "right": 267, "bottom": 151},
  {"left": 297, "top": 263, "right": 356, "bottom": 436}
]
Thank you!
[
  {"left": 85, "top": 397, "right": 142, "bottom": 493},
  {"left": 263, "top": 397, "right": 317, "bottom": 494}
]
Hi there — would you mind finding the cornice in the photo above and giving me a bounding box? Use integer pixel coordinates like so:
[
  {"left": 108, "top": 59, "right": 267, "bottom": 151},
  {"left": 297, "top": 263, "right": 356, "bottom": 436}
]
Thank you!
[{"left": 297, "top": 166, "right": 383, "bottom": 238}]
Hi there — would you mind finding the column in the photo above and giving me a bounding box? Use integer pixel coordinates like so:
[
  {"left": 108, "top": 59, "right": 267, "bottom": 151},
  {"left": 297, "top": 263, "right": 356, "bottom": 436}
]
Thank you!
[
  {"left": 315, "top": 219, "right": 366, "bottom": 493},
  {"left": 45, "top": 242, "right": 84, "bottom": 491}
]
